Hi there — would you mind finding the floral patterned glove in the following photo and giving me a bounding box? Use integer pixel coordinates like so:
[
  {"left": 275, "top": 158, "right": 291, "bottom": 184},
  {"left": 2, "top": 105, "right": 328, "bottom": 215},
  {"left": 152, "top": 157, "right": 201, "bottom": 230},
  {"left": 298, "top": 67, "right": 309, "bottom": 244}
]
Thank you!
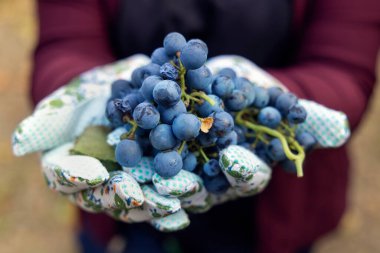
[
  {"left": 12, "top": 55, "right": 190, "bottom": 231},
  {"left": 200, "top": 55, "right": 350, "bottom": 205}
]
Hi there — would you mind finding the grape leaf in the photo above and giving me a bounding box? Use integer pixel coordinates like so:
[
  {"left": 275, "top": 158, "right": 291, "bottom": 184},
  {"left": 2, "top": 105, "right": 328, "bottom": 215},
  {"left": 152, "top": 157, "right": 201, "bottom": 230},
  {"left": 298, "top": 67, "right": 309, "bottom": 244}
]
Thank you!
[{"left": 70, "top": 126, "right": 121, "bottom": 172}]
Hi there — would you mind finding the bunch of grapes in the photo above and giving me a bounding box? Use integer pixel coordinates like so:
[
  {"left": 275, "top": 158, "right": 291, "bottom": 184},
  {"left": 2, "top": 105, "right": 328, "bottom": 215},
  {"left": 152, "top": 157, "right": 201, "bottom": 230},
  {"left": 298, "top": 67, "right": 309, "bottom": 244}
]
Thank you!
[
  {"left": 106, "top": 32, "right": 237, "bottom": 194},
  {"left": 213, "top": 71, "right": 317, "bottom": 176},
  {"left": 106, "top": 31, "right": 317, "bottom": 197}
]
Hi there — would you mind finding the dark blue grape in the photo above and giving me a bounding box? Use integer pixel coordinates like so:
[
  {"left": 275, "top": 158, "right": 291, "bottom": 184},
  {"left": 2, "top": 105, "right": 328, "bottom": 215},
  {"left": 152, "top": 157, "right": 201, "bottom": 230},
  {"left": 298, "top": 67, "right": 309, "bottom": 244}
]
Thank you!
[
  {"left": 203, "top": 159, "right": 221, "bottom": 177},
  {"left": 119, "top": 92, "right": 144, "bottom": 114},
  {"left": 234, "top": 77, "right": 255, "bottom": 105},
  {"left": 135, "top": 134, "right": 152, "bottom": 152},
  {"left": 132, "top": 102, "right": 160, "bottom": 129},
  {"left": 106, "top": 99, "right": 124, "bottom": 127},
  {"left": 172, "top": 113, "right": 201, "bottom": 140},
  {"left": 163, "top": 32, "right": 187, "bottom": 56},
  {"left": 196, "top": 133, "right": 217, "bottom": 147},
  {"left": 182, "top": 153, "right": 197, "bottom": 172},
  {"left": 160, "top": 62, "right": 179, "bottom": 80},
  {"left": 287, "top": 104, "right": 307, "bottom": 124},
  {"left": 203, "top": 173, "right": 229, "bottom": 194},
  {"left": 252, "top": 86, "right": 270, "bottom": 108},
  {"left": 217, "top": 131, "right": 238, "bottom": 149},
  {"left": 234, "top": 126, "right": 247, "bottom": 144},
  {"left": 225, "top": 90, "right": 249, "bottom": 111},
  {"left": 258, "top": 106, "right": 282, "bottom": 128},
  {"left": 180, "top": 40, "right": 208, "bottom": 70},
  {"left": 140, "top": 75, "right": 162, "bottom": 101},
  {"left": 211, "top": 75, "right": 235, "bottom": 98},
  {"left": 266, "top": 138, "right": 286, "bottom": 161},
  {"left": 149, "top": 124, "right": 178, "bottom": 151},
  {"left": 135, "top": 126, "right": 149, "bottom": 136},
  {"left": 296, "top": 131, "right": 317, "bottom": 151},
  {"left": 131, "top": 63, "right": 161, "bottom": 88},
  {"left": 268, "top": 87, "right": 284, "bottom": 106},
  {"left": 157, "top": 100, "right": 186, "bottom": 124},
  {"left": 218, "top": 68, "right": 236, "bottom": 79},
  {"left": 153, "top": 80, "right": 181, "bottom": 106},
  {"left": 178, "top": 143, "right": 189, "bottom": 159},
  {"left": 154, "top": 151, "right": 183, "bottom": 178},
  {"left": 111, "top": 79, "right": 133, "bottom": 99},
  {"left": 275, "top": 92, "right": 298, "bottom": 116},
  {"left": 209, "top": 111, "right": 234, "bottom": 137},
  {"left": 204, "top": 83, "right": 212, "bottom": 94},
  {"left": 188, "top": 39, "right": 208, "bottom": 54},
  {"left": 195, "top": 94, "right": 224, "bottom": 117},
  {"left": 151, "top": 47, "right": 171, "bottom": 65},
  {"left": 254, "top": 146, "right": 273, "bottom": 165},
  {"left": 186, "top": 65, "right": 213, "bottom": 90},
  {"left": 115, "top": 139, "right": 142, "bottom": 167}
]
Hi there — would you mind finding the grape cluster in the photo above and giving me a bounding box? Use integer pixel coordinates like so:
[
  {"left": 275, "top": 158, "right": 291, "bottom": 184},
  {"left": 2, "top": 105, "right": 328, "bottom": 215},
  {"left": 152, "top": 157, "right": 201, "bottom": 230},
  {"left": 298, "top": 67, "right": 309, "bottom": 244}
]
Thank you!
[
  {"left": 213, "top": 73, "right": 317, "bottom": 176},
  {"left": 106, "top": 32, "right": 235, "bottom": 194},
  {"left": 107, "top": 31, "right": 317, "bottom": 194}
]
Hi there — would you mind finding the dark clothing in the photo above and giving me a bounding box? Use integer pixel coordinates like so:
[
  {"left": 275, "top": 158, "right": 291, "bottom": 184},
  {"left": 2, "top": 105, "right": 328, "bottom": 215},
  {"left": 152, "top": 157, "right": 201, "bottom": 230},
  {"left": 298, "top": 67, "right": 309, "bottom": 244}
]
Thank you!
[
  {"left": 112, "top": 0, "right": 293, "bottom": 67},
  {"left": 32, "top": 0, "right": 380, "bottom": 253}
]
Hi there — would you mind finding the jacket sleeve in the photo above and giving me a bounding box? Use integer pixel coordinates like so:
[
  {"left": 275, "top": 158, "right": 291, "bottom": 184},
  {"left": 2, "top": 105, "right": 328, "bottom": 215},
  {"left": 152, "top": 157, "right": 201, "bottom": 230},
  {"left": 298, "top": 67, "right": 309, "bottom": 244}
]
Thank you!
[
  {"left": 31, "top": 0, "right": 115, "bottom": 104},
  {"left": 258, "top": 1, "right": 379, "bottom": 253},
  {"left": 268, "top": 0, "right": 380, "bottom": 130}
]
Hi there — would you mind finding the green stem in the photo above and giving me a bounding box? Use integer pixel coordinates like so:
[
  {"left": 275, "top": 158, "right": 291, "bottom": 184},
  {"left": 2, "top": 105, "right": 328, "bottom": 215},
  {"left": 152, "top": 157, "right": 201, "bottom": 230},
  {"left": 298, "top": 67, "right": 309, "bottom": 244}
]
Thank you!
[
  {"left": 199, "top": 147, "right": 210, "bottom": 162},
  {"left": 256, "top": 133, "right": 269, "bottom": 144},
  {"left": 190, "top": 91, "right": 216, "bottom": 106},
  {"left": 187, "top": 95, "right": 202, "bottom": 103},
  {"left": 289, "top": 139, "right": 305, "bottom": 177},
  {"left": 120, "top": 120, "right": 138, "bottom": 140},
  {"left": 236, "top": 110, "right": 305, "bottom": 177},
  {"left": 178, "top": 141, "right": 187, "bottom": 154},
  {"left": 176, "top": 58, "right": 216, "bottom": 111},
  {"left": 279, "top": 121, "right": 295, "bottom": 137}
]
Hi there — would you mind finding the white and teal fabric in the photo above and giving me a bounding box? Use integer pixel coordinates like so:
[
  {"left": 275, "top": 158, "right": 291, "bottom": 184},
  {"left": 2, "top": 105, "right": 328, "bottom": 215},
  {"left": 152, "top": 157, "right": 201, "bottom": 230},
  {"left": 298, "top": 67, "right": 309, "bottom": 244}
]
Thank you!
[
  {"left": 206, "top": 55, "right": 284, "bottom": 89},
  {"left": 150, "top": 210, "right": 190, "bottom": 232},
  {"left": 12, "top": 55, "right": 150, "bottom": 156},
  {"left": 152, "top": 170, "right": 203, "bottom": 198},
  {"left": 42, "top": 143, "right": 109, "bottom": 194},
  {"left": 180, "top": 185, "right": 212, "bottom": 213},
  {"left": 107, "top": 127, "right": 128, "bottom": 147},
  {"left": 123, "top": 157, "right": 155, "bottom": 184},
  {"left": 219, "top": 145, "right": 272, "bottom": 197},
  {"left": 297, "top": 100, "right": 350, "bottom": 147}
]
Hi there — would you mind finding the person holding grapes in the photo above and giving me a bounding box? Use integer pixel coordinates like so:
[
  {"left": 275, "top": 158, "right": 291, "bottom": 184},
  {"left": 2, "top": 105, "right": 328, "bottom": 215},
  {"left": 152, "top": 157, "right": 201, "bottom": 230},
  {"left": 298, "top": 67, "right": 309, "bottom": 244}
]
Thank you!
[{"left": 30, "top": 0, "right": 380, "bottom": 252}]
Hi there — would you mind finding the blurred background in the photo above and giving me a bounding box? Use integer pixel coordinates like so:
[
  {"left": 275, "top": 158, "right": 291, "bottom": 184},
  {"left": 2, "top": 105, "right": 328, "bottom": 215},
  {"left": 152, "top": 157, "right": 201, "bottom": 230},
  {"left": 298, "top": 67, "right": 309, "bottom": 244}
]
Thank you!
[{"left": 0, "top": 1, "right": 379, "bottom": 252}]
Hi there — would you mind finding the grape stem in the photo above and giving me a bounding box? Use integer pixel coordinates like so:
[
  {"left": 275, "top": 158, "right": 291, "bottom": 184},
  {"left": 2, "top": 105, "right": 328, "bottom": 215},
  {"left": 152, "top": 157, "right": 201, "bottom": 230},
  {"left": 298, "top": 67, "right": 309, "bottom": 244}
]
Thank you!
[
  {"left": 198, "top": 147, "right": 210, "bottom": 162},
  {"left": 178, "top": 141, "right": 187, "bottom": 154},
  {"left": 177, "top": 59, "right": 215, "bottom": 107},
  {"left": 120, "top": 120, "right": 138, "bottom": 140},
  {"left": 236, "top": 109, "right": 305, "bottom": 177},
  {"left": 190, "top": 91, "right": 216, "bottom": 106},
  {"left": 279, "top": 121, "right": 296, "bottom": 137}
]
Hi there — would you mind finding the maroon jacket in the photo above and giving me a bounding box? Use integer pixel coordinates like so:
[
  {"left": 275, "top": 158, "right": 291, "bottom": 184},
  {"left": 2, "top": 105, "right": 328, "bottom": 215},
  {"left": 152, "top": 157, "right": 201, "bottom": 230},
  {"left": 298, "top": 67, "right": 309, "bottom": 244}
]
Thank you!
[{"left": 32, "top": 0, "right": 380, "bottom": 253}]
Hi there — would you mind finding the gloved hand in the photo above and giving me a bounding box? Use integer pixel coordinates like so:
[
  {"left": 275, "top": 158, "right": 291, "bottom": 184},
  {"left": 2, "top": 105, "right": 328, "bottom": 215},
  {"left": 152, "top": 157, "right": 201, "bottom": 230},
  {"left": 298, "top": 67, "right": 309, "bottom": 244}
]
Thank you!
[
  {"left": 12, "top": 54, "right": 350, "bottom": 228},
  {"left": 11, "top": 53, "right": 271, "bottom": 221},
  {"left": 203, "top": 55, "right": 350, "bottom": 204},
  {"left": 12, "top": 55, "right": 191, "bottom": 231}
]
